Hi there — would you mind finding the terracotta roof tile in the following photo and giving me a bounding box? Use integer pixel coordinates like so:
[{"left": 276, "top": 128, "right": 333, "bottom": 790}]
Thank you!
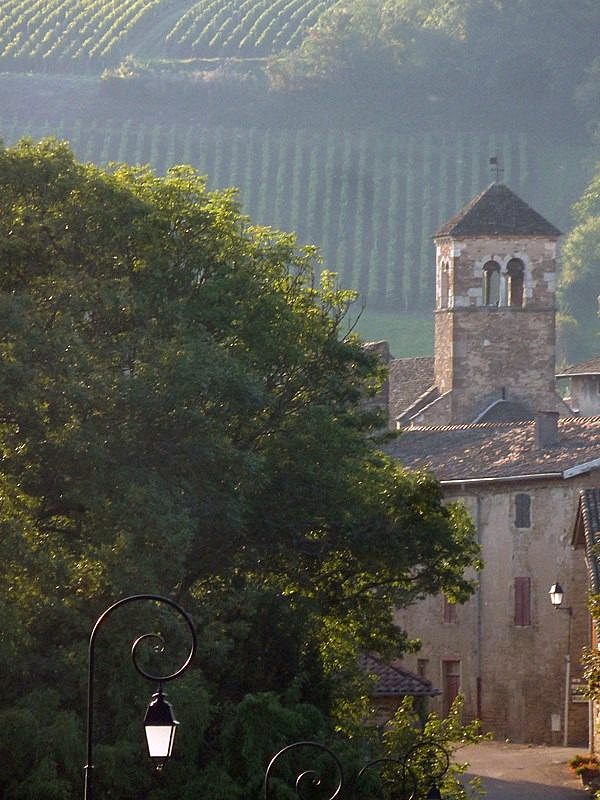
[
  {"left": 475, "top": 399, "right": 532, "bottom": 422},
  {"left": 360, "top": 655, "right": 440, "bottom": 697},
  {"left": 388, "top": 357, "right": 434, "bottom": 423},
  {"left": 434, "top": 183, "right": 561, "bottom": 238},
  {"left": 387, "top": 416, "right": 600, "bottom": 482},
  {"left": 557, "top": 358, "right": 600, "bottom": 377},
  {"left": 577, "top": 489, "right": 600, "bottom": 594}
]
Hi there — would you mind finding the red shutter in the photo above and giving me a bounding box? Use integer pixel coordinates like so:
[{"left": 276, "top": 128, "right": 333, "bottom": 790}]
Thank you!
[
  {"left": 443, "top": 660, "right": 461, "bottom": 717},
  {"left": 514, "top": 577, "right": 531, "bottom": 626}
]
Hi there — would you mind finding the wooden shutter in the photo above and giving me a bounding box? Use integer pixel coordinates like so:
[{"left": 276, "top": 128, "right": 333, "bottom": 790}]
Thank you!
[
  {"left": 515, "top": 493, "right": 531, "bottom": 528},
  {"left": 443, "top": 660, "right": 461, "bottom": 717},
  {"left": 514, "top": 577, "right": 531, "bottom": 626}
]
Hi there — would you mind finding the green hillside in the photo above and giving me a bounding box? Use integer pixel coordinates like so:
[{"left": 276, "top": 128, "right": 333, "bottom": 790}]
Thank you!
[
  {"left": 0, "top": 0, "right": 338, "bottom": 69},
  {"left": 2, "top": 116, "right": 596, "bottom": 323}
]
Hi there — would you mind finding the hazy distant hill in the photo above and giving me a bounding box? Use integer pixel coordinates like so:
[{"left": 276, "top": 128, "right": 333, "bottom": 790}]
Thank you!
[
  {"left": 0, "top": 0, "right": 337, "bottom": 69},
  {"left": 1, "top": 114, "right": 596, "bottom": 319},
  {"left": 2, "top": 0, "right": 600, "bottom": 357}
]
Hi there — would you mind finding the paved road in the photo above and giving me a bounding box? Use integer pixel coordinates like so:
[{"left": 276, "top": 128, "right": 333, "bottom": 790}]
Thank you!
[{"left": 457, "top": 741, "right": 589, "bottom": 799}]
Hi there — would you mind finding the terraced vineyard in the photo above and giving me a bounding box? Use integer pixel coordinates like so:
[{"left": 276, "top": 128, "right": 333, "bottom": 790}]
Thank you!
[
  {"left": 0, "top": 0, "right": 337, "bottom": 69},
  {"left": 0, "top": 117, "right": 587, "bottom": 312}
]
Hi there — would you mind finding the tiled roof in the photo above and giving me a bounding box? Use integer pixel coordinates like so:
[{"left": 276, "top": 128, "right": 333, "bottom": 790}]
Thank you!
[
  {"left": 388, "top": 357, "right": 434, "bottom": 424},
  {"left": 387, "top": 416, "right": 600, "bottom": 482},
  {"left": 576, "top": 489, "right": 600, "bottom": 594},
  {"left": 434, "top": 183, "right": 561, "bottom": 238},
  {"left": 557, "top": 358, "right": 600, "bottom": 377},
  {"left": 475, "top": 399, "right": 533, "bottom": 423},
  {"left": 360, "top": 655, "right": 440, "bottom": 697}
]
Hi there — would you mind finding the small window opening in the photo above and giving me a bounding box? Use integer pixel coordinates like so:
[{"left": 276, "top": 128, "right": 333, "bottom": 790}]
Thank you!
[
  {"left": 483, "top": 261, "right": 500, "bottom": 305},
  {"left": 507, "top": 259, "right": 524, "bottom": 306},
  {"left": 440, "top": 261, "right": 449, "bottom": 308},
  {"left": 515, "top": 493, "right": 531, "bottom": 528},
  {"left": 443, "top": 597, "right": 458, "bottom": 623}
]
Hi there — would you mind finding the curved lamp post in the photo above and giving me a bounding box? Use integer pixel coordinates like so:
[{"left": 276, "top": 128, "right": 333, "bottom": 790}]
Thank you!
[
  {"left": 84, "top": 594, "right": 197, "bottom": 800},
  {"left": 264, "top": 739, "right": 450, "bottom": 800},
  {"left": 549, "top": 581, "right": 572, "bottom": 747}
]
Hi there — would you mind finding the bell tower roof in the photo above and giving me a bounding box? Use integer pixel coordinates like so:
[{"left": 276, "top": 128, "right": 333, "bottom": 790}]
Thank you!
[{"left": 434, "top": 183, "right": 562, "bottom": 239}]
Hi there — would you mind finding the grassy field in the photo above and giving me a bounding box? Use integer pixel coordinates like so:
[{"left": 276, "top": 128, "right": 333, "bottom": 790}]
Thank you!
[{"left": 354, "top": 311, "right": 433, "bottom": 358}]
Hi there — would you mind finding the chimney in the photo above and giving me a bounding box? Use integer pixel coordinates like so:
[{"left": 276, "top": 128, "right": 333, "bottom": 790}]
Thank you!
[{"left": 535, "top": 411, "right": 559, "bottom": 448}]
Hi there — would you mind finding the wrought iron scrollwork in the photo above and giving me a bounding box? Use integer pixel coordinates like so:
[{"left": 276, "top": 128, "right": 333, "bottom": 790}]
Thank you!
[
  {"left": 357, "top": 741, "right": 450, "bottom": 800},
  {"left": 84, "top": 594, "right": 197, "bottom": 800},
  {"left": 264, "top": 741, "right": 344, "bottom": 800},
  {"left": 265, "top": 739, "right": 450, "bottom": 800}
]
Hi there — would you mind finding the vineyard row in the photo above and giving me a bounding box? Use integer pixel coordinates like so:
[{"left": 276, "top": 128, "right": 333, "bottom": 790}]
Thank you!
[
  {"left": 0, "top": 0, "right": 337, "bottom": 66},
  {"left": 0, "top": 116, "right": 530, "bottom": 312}
]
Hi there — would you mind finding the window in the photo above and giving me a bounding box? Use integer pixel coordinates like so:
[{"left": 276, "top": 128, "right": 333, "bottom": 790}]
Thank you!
[
  {"left": 440, "top": 261, "right": 449, "bottom": 308},
  {"left": 514, "top": 493, "right": 531, "bottom": 528},
  {"left": 483, "top": 260, "right": 500, "bottom": 305},
  {"left": 417, "top": 659, "right": 429, "bottom": 678},
  {"left": 507, "top": 258, "right": 524, "bottom": 306},
  {"left": 514, "top": 577, "right": 531, "bottom": 626},
  {"left": 443, "top": 597, "right": 458, "bottom": 623}
]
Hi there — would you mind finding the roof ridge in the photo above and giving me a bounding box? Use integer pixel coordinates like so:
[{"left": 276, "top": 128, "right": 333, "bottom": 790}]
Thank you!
[
  {"left": 406, "top": 415, "right": 600, "bottom": 433},
  {"left": 407, "top": 420, "right": 531, "bottom": 432}
]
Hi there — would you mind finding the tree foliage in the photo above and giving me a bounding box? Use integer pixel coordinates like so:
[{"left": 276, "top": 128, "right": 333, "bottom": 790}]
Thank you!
[
  {"left": 0, "top": 138, "right": 479, "bottom": 798},
  {"left": 268, "top": 0, "right": 600, "bottom": 137},
  {"left": 559, "top": 167, "right": 600, "bottom": 361}
]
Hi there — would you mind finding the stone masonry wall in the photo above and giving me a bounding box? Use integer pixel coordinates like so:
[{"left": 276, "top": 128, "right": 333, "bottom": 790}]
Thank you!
[
  {"left": 433, "top": 235, "right": 558, "bottom": 421},
  {"left": 450, "top": 307, "right": 556, "bottom": 421},
  {"left": 436, "top": 235, "right": 557, "bottom": 310},
  {"left": 396, "top": 474, "right": 594, "bottom": 745},
  {"left": 434, "top": 312, "right": 454, "bottom": 396}
]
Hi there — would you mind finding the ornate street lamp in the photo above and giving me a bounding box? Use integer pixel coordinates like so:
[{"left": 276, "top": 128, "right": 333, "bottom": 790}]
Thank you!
[
  {"left": 264, "top": 739, "right": 450, "bottom": 800},
  {"left": 548, "top": 582, "right": 565, "bottom": 608},
  {"left": 84, "top": 594, "right": 197, "bottom": 799},
  {"left": 548, "top": 581, "right": 573, "bottom": 747}
]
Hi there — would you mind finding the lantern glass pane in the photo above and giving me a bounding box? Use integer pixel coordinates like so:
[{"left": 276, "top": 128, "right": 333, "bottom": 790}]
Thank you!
[
  {"left": 549, "top": 583, "right": 563, "bottom": 606},
  {"left": 145, "top": 724, "right": 176, "bottom": 758}
]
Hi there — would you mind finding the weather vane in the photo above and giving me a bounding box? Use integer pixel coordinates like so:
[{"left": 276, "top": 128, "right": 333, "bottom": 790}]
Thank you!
[{"left": 489, "top": 156, "right": 504, "bottom": 183}]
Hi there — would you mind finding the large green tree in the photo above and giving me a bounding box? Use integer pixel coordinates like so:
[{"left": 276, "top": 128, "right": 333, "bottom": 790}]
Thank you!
[{"left": 0, "top": 138, "right": 479, "bottom": 799}]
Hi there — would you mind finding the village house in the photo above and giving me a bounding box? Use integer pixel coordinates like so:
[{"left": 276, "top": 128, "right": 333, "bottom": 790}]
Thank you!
[{"left": 372, "top": 181, "right": 600, "bottom": 746}]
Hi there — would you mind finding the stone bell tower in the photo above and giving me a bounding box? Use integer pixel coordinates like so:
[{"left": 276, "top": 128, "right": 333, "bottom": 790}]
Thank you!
[{"left": 433, "top": 182, "right": 562, "bottom": 423}]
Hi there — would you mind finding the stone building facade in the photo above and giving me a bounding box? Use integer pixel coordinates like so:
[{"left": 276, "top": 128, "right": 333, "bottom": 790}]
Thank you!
[
  {"left": 373, "top": 181, "right": 600, "bottom": 745},
  {"left": 387, "top": 418, "right": 599, "bottom": 744},
  {"left": 557, "top": 358, "right": 600, "bottom": 416}
]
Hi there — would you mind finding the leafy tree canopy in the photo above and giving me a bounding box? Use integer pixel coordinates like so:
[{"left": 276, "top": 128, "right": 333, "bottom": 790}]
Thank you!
[
  {"left": 559, "top": 166, "right": 600, "bottom": 361},
  {"left": 0, "top": 138, "right": 479, "bottom": 798},
  {"left": 268, "top": 0, "right": 600, "bottom": 136}
]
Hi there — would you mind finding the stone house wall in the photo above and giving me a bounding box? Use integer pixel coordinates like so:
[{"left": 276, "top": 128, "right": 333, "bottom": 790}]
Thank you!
[
  {"left": 395, "top": 474, "right": 595, "bottom": 745},
  {"left": 569, "top": 375, "right": 600, "bottom": 416}
]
